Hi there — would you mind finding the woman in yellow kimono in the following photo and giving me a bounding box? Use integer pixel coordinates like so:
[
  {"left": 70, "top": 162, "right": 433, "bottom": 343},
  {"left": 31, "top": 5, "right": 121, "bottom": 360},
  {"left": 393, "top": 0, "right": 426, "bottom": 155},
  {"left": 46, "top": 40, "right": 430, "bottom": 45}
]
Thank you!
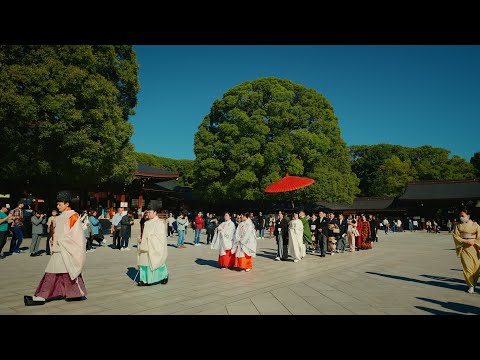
[{"left": 452, "top": 209, "right": 480, "bottom": 294}]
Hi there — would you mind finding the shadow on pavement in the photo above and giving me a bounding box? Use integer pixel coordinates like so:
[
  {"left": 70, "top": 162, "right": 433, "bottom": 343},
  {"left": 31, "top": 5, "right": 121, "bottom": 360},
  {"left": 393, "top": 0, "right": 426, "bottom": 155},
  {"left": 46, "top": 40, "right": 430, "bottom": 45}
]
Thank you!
[
  {"left": 195, "top": 258, "right": 221, "bottom": 268},
  {"left": 366, "top": 271, "right": 466, "bottom": 292},
  {"left": 420, "top": 274, "right": 465, "bottom": 284},
  {"left": 416, "top": 297, "right": 480, "bottom": 315},
  {"left": 255, "top": 251, "right": 278, "bottom": 260},
  {"left": 414, "top": 306, "right": 457, "bottom": 315},
  {"left": 127, "top": 267, "right": 139, "bottom": 281}
]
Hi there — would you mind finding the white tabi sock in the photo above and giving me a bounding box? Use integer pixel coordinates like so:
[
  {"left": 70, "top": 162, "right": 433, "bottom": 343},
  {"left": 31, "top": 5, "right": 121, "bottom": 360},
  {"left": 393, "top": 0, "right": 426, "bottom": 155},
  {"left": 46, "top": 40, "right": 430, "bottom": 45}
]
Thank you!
[{"left": 33, "top": 296, "right": 46, "bottom": 301}]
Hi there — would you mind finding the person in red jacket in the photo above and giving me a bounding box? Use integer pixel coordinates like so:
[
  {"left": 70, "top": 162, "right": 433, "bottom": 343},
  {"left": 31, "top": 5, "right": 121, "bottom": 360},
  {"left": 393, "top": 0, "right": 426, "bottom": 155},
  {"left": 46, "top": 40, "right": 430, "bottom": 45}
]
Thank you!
[{"left": 194, "top": 212, "right": 205, "bottom": 246}]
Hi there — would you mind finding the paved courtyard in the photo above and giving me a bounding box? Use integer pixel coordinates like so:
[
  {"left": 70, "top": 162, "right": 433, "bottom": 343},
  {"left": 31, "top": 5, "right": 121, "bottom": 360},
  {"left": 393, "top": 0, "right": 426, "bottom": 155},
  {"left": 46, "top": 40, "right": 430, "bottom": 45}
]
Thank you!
[{"left": 0, "top": 224, "right": 478, "bottom": 315}]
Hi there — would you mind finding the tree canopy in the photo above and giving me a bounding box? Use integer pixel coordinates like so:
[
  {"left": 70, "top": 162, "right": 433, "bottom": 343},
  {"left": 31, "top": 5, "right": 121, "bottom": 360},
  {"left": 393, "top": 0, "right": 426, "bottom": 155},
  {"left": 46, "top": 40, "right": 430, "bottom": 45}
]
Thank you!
[
  {"left": 193, "top": 77, "right": 359, "bottom": 204},
  {"left": 0, "top": 45, "right": 139, "bottom": 188},
  {"left": 351, "top": 144, "right": 476, "bottom": 197},
  {"left": 134, "top": 152, "right": 194, "bottom": 187},
  {"left": 471, "top": 152, "right": 480, "bottom": 177}
]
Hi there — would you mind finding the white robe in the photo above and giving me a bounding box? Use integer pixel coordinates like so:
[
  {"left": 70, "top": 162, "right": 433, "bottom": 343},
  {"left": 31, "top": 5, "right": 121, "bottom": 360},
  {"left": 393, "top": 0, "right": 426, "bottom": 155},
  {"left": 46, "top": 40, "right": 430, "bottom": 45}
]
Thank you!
[
  {"left": 210, "top": 219, "right": 235, "bottom": 256},
  {"left": 288, "top": 219, "right": 306, "bottom": 261},
  {"left": 45, "top": 209, "right": 86, "bottom": 280},
  {"left": 137, "top": 217, "right": 168, "bottom": 271},
  {"left": 231, "top": 218, "right": 257, "bottom": 258}
]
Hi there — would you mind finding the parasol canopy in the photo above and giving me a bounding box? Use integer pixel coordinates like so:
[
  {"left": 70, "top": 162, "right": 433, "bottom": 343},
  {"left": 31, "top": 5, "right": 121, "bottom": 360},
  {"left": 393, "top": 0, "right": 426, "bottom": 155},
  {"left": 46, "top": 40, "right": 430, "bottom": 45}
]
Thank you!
[{"left": 264, "top": 174, "right": 315, "bottom": 193}]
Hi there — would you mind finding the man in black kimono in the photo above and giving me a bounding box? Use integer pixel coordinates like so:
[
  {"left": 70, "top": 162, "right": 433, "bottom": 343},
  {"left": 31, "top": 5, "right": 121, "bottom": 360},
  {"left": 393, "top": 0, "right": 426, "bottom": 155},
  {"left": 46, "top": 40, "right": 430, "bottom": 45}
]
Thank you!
[
  {"left": 274, "top": 211, "right": 289, "bottom": 261},
  {"left": 314, "top": 211, "right": 328, "bottom": 257}
]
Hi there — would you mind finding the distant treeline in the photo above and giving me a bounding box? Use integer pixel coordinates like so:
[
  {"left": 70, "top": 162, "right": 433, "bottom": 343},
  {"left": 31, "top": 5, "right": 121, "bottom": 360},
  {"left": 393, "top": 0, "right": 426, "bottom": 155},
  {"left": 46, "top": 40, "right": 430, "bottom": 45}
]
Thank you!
[{"left": 138, "top": 145, "right": 480, "bottom": 198}]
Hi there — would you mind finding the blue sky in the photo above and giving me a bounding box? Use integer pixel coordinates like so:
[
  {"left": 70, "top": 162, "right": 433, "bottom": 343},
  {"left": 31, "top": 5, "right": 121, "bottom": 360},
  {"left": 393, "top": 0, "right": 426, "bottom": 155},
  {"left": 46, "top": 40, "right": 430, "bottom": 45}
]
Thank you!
[{"left": 130, "top": 45, "right": 480, "bottom": 162}]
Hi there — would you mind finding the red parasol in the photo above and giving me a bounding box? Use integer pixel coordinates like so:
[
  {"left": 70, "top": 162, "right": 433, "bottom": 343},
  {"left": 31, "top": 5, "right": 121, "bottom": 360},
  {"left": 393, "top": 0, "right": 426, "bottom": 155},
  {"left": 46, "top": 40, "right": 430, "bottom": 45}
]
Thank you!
[
  {"left": 264, "top": 174, "right": 315, "bottom": 208},
  {"left": 264, "top": 174, "right": 315, "bottom": 193}
]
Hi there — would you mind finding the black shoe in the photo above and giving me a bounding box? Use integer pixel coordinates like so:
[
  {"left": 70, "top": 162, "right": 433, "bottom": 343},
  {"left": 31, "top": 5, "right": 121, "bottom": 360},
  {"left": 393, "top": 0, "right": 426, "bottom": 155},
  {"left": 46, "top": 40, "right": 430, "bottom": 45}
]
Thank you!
[
  {"left": 137, "top": 281, "right": 147, "bottom": 287},
  {"left": 30, "top": 253, "right": 36, "bottom": 257},
  {"left": 0, "top": 254, "right": 5, "bottom": 259},
  {"left": 24, "top": 295, "right": 45, "bottom": 306},
  {"left": 160, "top": 276, "right": 169, "bottom": 285},
  {"left": 46, "top": 252, "right": 51, "bottom": 256},
  {"left": 65, "top": 296, "right": 87, "bottom": 302},
  {"left": 320, "top": 254, "right": 326, "bottom": 257}
]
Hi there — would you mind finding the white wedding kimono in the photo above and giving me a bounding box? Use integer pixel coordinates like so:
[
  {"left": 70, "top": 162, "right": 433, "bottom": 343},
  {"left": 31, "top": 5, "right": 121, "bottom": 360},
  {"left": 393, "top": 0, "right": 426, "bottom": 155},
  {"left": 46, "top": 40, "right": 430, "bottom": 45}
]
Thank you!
[
  {"left": 211, "top": 219, "right": 235, "bottom": 255},
  {"left": 232, "top": 218, "right": 257, "bottom": 258},
  {"left": 288, "top": 218, "right": 306, "bottom": 261}
]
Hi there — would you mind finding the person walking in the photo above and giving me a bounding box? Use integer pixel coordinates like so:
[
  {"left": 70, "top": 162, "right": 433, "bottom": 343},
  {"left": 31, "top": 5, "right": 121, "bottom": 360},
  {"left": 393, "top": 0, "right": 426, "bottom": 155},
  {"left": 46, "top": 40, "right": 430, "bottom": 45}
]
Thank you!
[
  {"left": 136, "top": 208, "right": 169, "bottom": 286},
  {"left": 231, "top": 213, "right": 257, "bottom": 272},
  {"left": 30, "top": 210, "right": 46, "bottom": 257},
  {"left": 452, "top": 209, "right": 480, "bottom": 294},
  {"left": 274, "top": 211, "right": 289, "bottom": 261},
  {"left": 288, "top": 212, "right": 305, "bottom": 262},
  {"left": 24, "top": 191, "right": 87, "bottom": 306},
  {"left": 210, "top": 212, "right": 236, "bottom": 269}
]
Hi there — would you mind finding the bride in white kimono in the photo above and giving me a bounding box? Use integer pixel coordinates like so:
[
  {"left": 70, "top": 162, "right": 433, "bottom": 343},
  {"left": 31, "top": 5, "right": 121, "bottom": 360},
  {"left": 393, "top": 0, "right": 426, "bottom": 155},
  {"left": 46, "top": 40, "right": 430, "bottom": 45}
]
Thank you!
[{"left": 288, "top": 212, "right": 306, "bottom": 262}]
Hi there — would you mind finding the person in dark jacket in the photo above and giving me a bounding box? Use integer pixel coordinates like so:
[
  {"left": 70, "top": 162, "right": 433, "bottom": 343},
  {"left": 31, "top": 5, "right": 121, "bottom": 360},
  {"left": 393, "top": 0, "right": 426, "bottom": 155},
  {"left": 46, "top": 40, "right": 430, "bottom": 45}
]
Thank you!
[
  {"left": 369, "top": 214, "right": 378, "bottom": 242},
  {"left": 30, "top": 211, "right": 46, "bottom": 257},
  {"left": 336, "top": 213, "right": 348, "bottom": 253},
  {"left": 274, "top": 211, "right": 289, "bottom": 261},
  {"left": 120, "top": 210, "right": 134, "bottom": 251},
  {"left": 314, "top": 211, "right": 328, "bottom": 257}
]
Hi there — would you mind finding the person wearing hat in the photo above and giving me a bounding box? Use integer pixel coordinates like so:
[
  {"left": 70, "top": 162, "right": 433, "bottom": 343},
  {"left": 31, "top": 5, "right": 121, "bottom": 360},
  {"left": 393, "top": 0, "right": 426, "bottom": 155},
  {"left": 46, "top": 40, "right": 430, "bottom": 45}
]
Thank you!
[
  {"left": 24, "top": 191, "right": 87, "bottom": 306},
  {"left": 136, "top": 207, "right": 169, "bottom": 286}
]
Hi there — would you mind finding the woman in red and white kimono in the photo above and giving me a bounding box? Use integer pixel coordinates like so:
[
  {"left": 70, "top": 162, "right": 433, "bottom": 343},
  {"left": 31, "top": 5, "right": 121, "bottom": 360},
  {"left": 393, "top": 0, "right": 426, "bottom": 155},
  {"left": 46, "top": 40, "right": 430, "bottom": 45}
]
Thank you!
[{"left": 210, "top": 212, "right": 236, "bottom": 269}]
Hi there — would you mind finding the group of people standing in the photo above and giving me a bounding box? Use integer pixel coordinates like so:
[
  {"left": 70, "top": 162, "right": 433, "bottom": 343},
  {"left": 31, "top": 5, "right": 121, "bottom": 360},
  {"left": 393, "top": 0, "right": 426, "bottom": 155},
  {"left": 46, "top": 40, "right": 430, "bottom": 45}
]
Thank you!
[{"left": 210, "top": 212, "right": 257, "bottom": 272}]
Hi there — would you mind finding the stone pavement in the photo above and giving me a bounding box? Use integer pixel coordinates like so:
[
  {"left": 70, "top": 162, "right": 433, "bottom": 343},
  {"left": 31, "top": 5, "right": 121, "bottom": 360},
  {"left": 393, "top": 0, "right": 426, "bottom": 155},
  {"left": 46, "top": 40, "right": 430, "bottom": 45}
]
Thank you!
[{"left": 0, "top": 226, "right": 478, "bottom": 315}]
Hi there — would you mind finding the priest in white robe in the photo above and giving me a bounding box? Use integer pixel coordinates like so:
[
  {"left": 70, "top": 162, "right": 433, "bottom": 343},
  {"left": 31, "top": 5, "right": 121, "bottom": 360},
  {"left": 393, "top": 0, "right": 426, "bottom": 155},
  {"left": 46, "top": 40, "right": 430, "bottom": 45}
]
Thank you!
[
  {"left": 211, "top": 212, "right": 236, "bottom": 269},
  {"left": 231, "top": 213, "right": 257, "bottom": 272},
  {"left": 137, "top": 208, "right": 169, "bottom": 286},
  {"left": 288, "top": 212, "right": 306, "bottom": 262},
  {"left": 24, "top": 191, "right": 87, "bottom": 306}
]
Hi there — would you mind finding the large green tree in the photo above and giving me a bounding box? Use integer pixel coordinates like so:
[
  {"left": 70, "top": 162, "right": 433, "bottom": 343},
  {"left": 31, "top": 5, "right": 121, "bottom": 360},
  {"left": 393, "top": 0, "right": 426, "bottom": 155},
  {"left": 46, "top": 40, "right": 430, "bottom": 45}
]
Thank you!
[
  {"left": 370, "top": 155, "right": 415, "bottom": 196},
  {"left": 471, "top": 151, "right": 480, "bottom": 177},
  {"left": 0, "top": 45, "right": 139, "bottom": 188},
  {"left": 351, "top": 144, "right": 476, "bottom": 196},
  {"left": 193, "top": 77, "right": 359, "bottom": 204},
  {"left": 134, "top": 152, "right": 194, "bottom": 187}
]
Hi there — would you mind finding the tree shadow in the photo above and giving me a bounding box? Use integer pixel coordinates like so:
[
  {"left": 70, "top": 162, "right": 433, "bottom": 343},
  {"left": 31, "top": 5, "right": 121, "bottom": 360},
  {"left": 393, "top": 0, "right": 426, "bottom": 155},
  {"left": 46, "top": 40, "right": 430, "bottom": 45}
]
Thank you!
[
  {"left": 167, "top": 244, "right": 177, "bottom": 248},
  {"left": 20, "top": 246, "right": 29, "bottom": 251},
  {"left": 443, "top": 248, "right": 456, "bottom": 251},
  {"left": 420, "top": 274, "right": 465, "bottom": 285},
  {"left": 126, "top": 267, "right": 139, "bottom": 281},
  {"left": 450, "top": 269, "right": 462, "bottom": 272},
  {"left": 365, "top": 271, "right": 466, "bottom": 292},
  {"left": 195, "top": 258, "right": 221, "bottom": 268},
  {"left": 416, "top": 297, "right": 480, "bottom": 315}
]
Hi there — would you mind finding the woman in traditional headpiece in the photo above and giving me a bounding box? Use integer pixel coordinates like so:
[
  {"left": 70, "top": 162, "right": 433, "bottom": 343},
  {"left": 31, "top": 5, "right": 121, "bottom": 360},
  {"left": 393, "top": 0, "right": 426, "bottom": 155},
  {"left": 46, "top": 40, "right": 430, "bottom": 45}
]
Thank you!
[{"left": 210, "top": 212, "right": 236, "bottom": 269}]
